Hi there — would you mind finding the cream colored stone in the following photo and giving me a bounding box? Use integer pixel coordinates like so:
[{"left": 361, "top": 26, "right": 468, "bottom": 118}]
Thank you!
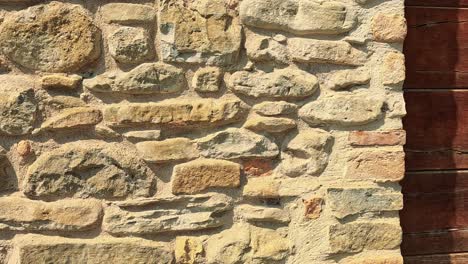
[
  {"left": 243, "top": 177, "right": 280, "bottom": 198},
  {"left": 252, "top": 101, "right": 297, "bottom": 116},
  {"left": 123, "top": 130, "right": 161, "bottom": 141},
  {"left": 136, "top": 138, "right": 199, "bottom": 164},
  {"left": 328, "top": 68, "right": 371, "bottom": 90},
  {"left": 244, "top": 115, "right": 296, "bottom": 133},
  {"left": 175, "top": 236, "right": 204, "bottom": 264},
  {"left": 382, "top": 52, "right": 406, "bottom": 85},
  {"left": 206, "top": 223, "right": 251, "bottom": 264},
  {"left": 236, "top": 204, "right": 290, "bottom": 223},
  {"left": 372, "top": 13, "right": 407, "bottom": 43},
  {"left": 101, "top": 3, "right": 156, "bottom": 24},
  {"left": 41, "top": 107, "right": 102, "bottom": 130},
  {"left": 41, "top": 74, "right": 82, "bottom": 90},
  {"left": 345, "top": 254, "right": 403, "bottom": 264},
  {"left": 346, "top": 149, "right": 405, "bottom": 182},
  {"left": 245, "top": 33, "right": 289, "bottom": 63},
  {"left": 250, "top": 226, "right": 290, "bottom": 261}
]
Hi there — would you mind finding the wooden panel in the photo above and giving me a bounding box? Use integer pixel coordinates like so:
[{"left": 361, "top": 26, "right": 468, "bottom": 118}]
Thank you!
[
  {"left": 402, "top": 172, "right": 468, "bottom": 194},
  {"left": 406, "top": 0, "right": 468, "bottom": 7},
  {"left": 406, "top": 150, "right": 468, "bottom": 171},
  {"left": 405, "top": 253, "right": 468, "bottom": 264},
  {"left": 405, "top": 71, "right": 468, "bottom": 89},
  {"left": 402, "top": 229, "right": 468, "bottom": 256}
]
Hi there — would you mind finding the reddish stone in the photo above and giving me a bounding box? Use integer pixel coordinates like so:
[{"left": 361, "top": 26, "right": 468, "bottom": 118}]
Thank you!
[
  {"left": 303, "top": 197, "right": 323, "bottom": 219},
  {"left": 243, "top": 159, "right": 273, "bottom": 177},
  {"left": 349, "top": 130, "right": 406, "bottom": 146}
]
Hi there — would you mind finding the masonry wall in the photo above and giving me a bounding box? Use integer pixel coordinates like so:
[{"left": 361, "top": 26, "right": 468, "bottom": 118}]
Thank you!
[{"left": 0, "top": 0, "right": 406, "bottom": 263}]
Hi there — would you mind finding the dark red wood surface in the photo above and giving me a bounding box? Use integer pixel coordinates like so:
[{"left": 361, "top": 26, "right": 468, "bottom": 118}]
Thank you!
[
  {"left": 406, "top": 0, "right": 468, "bottom": 7},
  {"left": 405, "top": 253, "right": 468, "bottom": 264}
]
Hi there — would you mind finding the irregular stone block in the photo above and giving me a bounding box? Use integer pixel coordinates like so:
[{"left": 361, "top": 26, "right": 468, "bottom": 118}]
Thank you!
[
  {"left": 0, "top": 90, "right": 36, "bottom": 136},
  {"left": 240, "top": 0, "right": 355, "bottom": 35},
  {"left": 100, "top": 3, "right": 156, "bottom": 24},
  {"left": 346, "top": 149, "right": 405, "bottom": 182},
  {"left": 0, "top": 2, "right": 101, "bottom": 72},
  {"left": 172, "top": 159, "right": 241, "bottom": 194},
  {"left": 136, "top": 138, "right": 199, "bottom": 164},
  {"left": 175, "top": 236, "right": 204, "bottom": 264},
  {"left": 41, "top": 74, "right": 82, "bottom": 90},
  {"left": 250, "top": 226, "right": 290, "bottom": 262},
  {"left": 40, "top": 107, "right": 102, "bottom": 131},
  {"left": 343, "top": 254, "right": 403, "bottom": 264},
  {"left": 349, "top": 130, "right": 406, "bottom": 146},
  {"left": 382, "top": 52, "right": 406, "bottom": 85},
  {"left": 236, "top": 205, "right": 290, "bottom": 223},
  {"left": 206, "top": 223, "right": 251, "bottom": 264},
  {"left": 327, "top": 187, "right": 403, "bottom": 218},
  {"left": 196, "top": 128, "right": 279, "bottom": 159},
  {"left": 299, "top": 93, "right": 384, "bottom": 126},
  {"left": 245, "top": 32, "right": 289, "bottom": 63},
  {"left": 24, "top": 141, "right": 155, "bottom": 200},
  {"left": 244, "top": 115, "right": 296, "bottom": 133},
  {"left": 327, "top": 68, "right": 371, "bottom": 90},
  {"left": 123, "top": 130, "right": 161, "bottom": 141},
  {"left": 108, "top": 27, "right": 153, "bottom": 64},
  {"left": 0, "top": 197, "right": 102, "bottom": 231},
  {"left": 243, "top": 177, "right": 280, "bottom": 198},
  {"left": 252, "top": 101, "right": 297, "bottom": 116},
  {"left": 372, "top": 13, "right": 407, "bottom": 43},
  {"left": 193, "top": 67, "right": 222, "bottom": 92},
  {"left": 303, "top": 197, "right": 323, "bottom": 219},
  {"left": 103, "top": 193, "right": 232, "bottom": 235}
]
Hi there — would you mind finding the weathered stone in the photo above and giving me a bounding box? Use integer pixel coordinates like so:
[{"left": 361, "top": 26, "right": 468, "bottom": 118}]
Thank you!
[
  {"left": 236, "top": 205, "right": 290, "bottom": 223},
  {"left": 346, "top": 149, "right": 405, "bottom": 182},
  {"left": 279, "top": 129, "right": 332, "bottom": 177},
  {"left": 16, "top": 140, "right": 32, "bottom": 157},
  {"left": 206, "top": 223, "right": 251, "bottom": 264},
  {"left": 103, "top": 99, "right": 244, "bottom": 127},
  {"left": 172, "top": 159, "right": 241, "bottom": 194},
  {"left": 228, "top": 68, "right": 319, "bottom": 100},
  {"left": 40, "top": 107, "right": 102, "bottom": 131},
  {"left": 0, "top": 197, "right": 102, "bottom": 231},
  {"left": 243, "top": 159, "right": 273, "bottom": 177},
  {"left": 0, "top": 90, "right": 36, "bottom": 136},
  {"left": 103, "top": 193, "right": 232, "bottom": 235},
  {"left": 193, "top": 67, "right": 222, "bottom": 92},
  {"left": 244, "top": 115, "right": 296, "bottom": 133},
  {"left": 123, "top": 130, "right": 161, "bottom": 141},
  {"left": 299, "top": 93, "right": 384, "bottom": 126},
  {"left": 24, "top": 141, "right": 155, "bottom": 200},
  {"left": 136, "top": 138, "right": 199, "bottom": 164},
  {"left": 14, "top": 235, "right": 173, "bottom": 264},
  {"left": 328, "top": 187, "right": 403, "bottom": 218},
  {"left": 382, "top": 52, "right": 406, "bottom": 85},
  {"left": 44, "top": 96, "right": 86, "bottom": 109},
  {"left": 41, "top": 75, "right": 82, "bottom": 90},
  {"left": 372, "top": 13, "right": 407, "bottom": 43},
  {"left": 243, "top": 177, "right": 280, "bottom": 198},
  {"left": 101, "top": 3, "right": 156, "bottom": 24},
  {"left": 344, "top": 254, "right": 403, "bottom": 264},
  {"left": 303, "top": 197, "right": 323, "bottom": 219},
  {"left": 252, "top": 101, "right": 297, "bottom": 116},
  {"left": 278, "top": 178, "right": 321, "bottom": 197},
  {"left": 327, "top": 68, "right": 371, "bottom": 90},
  {"left": 245, "top": 33, "right": 289, "bottom": 63},
  {"left": 240, "top": 0, "right": 355, "bottom": 35},
  {"left": 329, "top": 222, "right": 402, "bottom": 253},
  {"left": 0, "top": 2, "right": 101, "bottom": 72},
  {"left": 349, "top": 130, "right": 406, "bottom": 146},
  {"left": 159, "top": 0, "right": 242, "bottom": 65},
  {"left": 84, "top": 63, "right": 185, "bottom": 94},
  {"left": 196, "top": 128, "right": 279, "bottom": 160},
  {"left": 250, "top": 226, "right": 290, "bottom": 261},
  {"left": 108, "top": 27, "right": 153, "bottom": 64},
  {"left": 175, "top": 236, "right": 204, "bottom": 264},
  {"left": 94, "top": 125, "right": 120, "bottom": 139}
]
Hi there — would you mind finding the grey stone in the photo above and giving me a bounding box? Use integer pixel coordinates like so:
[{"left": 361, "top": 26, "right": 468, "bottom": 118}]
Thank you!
[
  {"left": 0, "top": 89, "right": 37, "bottom": 136},
  {"left": 108, "top": 27, "right": 153, "bottom": 64}
]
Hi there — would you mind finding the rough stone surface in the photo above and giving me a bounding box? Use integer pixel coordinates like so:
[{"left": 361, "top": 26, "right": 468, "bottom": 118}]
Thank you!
[
  {"left": 0, "top": 90, "right": 36, "bottom": 135},
  {"left": 382, "top": 52, "right": 406, "bottom": 85},
  {"left": 252, "top": 101, "right": 297, "bottom": 116},
  {"left": 327, "top": 68, "right": 371, "bottom": 90},
  {"left": 372, "top": 13, "right": 407, "bottom": 43},
  {"left": 349, "top": 130, "right": 406, "bottom": 146},
  {"left": 100, "top": 3, "right": 156, "bottom": 24},
  {"left": 123, "top": 130, "right": 161, "bottom": 141},
  {"left": 244, "top": 115, "right": 296, "bottom": 133},
  {"left": 236, "top": 204, "right": 290, "bottom": 223},
  {"left": 175, "top": 236, "right": 204, "bottom": 264},
  {"left": 108, "top": 27, "right": 153, "bottom": 64},
  {"left": 41, "top": 75, "right": 82, "bottom": 90},
  {"left": 205, "top": 223, "right": 251, "bottom": 264},
  {"left": 40, "top": 107, "right": 102, "bottom": 131},
  {"left": 304, "top": 197, "right": 323, "bottom": 219},
  {"left": 193, "top": 67, "right": 222, "bottom": 93},
  {"left": 136, "top": 138, "right": 199, "bottom": 164},
  {"left": 346, "top": 149, "right": 405, "bottom": 182},
  {"left": 243, "top": 177, "right": 280, "bottom": 198},
  {"left": 250, "top": 226, "right": 290, "bottom": 261}
]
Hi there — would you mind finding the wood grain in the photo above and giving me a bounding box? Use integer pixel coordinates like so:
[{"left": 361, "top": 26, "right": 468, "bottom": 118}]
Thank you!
[
  {"left": 402, "top": 229, "right": 468, "bottom": 256},
  {"left": 405, "top": 150, "right": 468, "bottom": 171},
  {"left": 405, "top": 0, "right": 468, "bottom": 7},
  {"left": 405, "top": 253, "right": 468, "bottom": 264}
]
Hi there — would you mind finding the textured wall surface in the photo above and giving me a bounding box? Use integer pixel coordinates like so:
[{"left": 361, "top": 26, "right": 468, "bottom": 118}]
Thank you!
[{"left": 0, "top": 0, "right": 406, "bottom": 263}]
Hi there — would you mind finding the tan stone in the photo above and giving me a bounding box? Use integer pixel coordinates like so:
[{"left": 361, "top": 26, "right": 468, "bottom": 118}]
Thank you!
[
  {"left": 328, "top": 68, "right": 371, "bottom": 90},
  {"left": 172, "top": 159, "right": 241, "bottom": 194},
  {"left": 123, "top": 130, "right": 161, "bottom": 141},
  {"left": 245, "top": 32, "right": 289, "bottom": 63},
  {"left": 175, "top": 237, "right": 204, "bottom": 264},
  {"left": 252, "top": 101, "right": 297, "bottom": 116},
  {"left": 243, "top": 177, "right": 280, "bottom": 198},
  {"left": 250, "top": 226, "right": 290, "bottom": 261},
  {"left": 303, "top": 197, "right": 323, "bottom": 219},
  {"left": 382, "top": 52, "right": 406, "bottom": 85},
  {"left": 346, "top": 149, "right": 405, "bottom": 182},
  {"left": 41, "top": 75, "right": 82, "bottom": 90},
  {"left": 136, "top": 138, "right": 199, "bottom": 163},
  {"left": 108, "top": 26, "right": 153, "bottom": 64},
  {"left": 16, "top": 140, "right": 32, "bottom": 157},
  {"left": 0, "top": 90, "right": 37, "bottom": 136},
  {"left": 206, "top": 224, "right": 251, "bottom": 264},
  {"left": 244, "top": 115, "right": 296, "bottom": 133},
  {"left": 41, "top": 107, "right": 102, "bottom": 130},
  {"left": 236, "top": 204, "right": 290, "bottom": 223},
  {"left": 372, "top": 13, "right": 407, "bottom": 43},
  {"left": 100, "top": 3, "right": 156, "bottom": 24},
  {"left": 193, "top": 67, "right": 222, "bottom": 93},
  {"left": 344, "top": 253, "right": 403, "bottom": 264},
  {"left": 349, "top": 130, "right": 406, "bottom": 146}
]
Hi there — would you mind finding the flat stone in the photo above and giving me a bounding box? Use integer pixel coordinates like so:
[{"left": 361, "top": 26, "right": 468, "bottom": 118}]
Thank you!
[
  {"left": 252, "top": 101, "right": 297, "bottom": 116},
  {"left": 100, "top": 3, "right": 156, "bottom": 24},
  {"left": 206, "top": 223, "right": 251, "bottom": 264},
  {"left": 24, "top": 141, "right": 155, "bottom": 200},
  {"left": 372, "top": 13, "right": 407, "bottom": 43},
  {"left": 344, "top": 254, "right": 403, "bottom": 264},
  {"left": 40, "top": 107, "right": 102, "bottom": 131},
  {"left": 299, "top": 93, "right": 384, "bottom": 126},
  {"left": 243, "top": 177, "right": 280, "bottom": 198},
  {"left": 327, "top": 68, "right": 371, "bottom": 90},
  {"left": 193, "top": 67, "right": 222, "bottom": 92},
  {"left": 136, "top": 138, "right": 199, "bottom": 164},
  {"left": 175, "top": 236, "right": 204, "bottom": 264},
  {"left": 346, "top": 149, "right": 405, "bottom": 182},
  {"left": 349, "top": 130, "right": 406, "bottom": 146},
  {"left": 382, "top": 52, "right": 406, "bottom": 85},
  {"left": 228, "top": 68, "right": 319, "bottom": 100},
  {"left": 172, "top": 159, "right": 241, "bottom": 194},
  {"left": 0, "top": 197, "right": 102, "bottom": 231},
  {"left": 123, "top": 130, "right": 161, "bottom": 141},
  {"left": 103, "top": 193, "right": 232, "bottom": 235},
  {"left": 108, "top": 27, "right": 153, "bottom": 64},
  {"left": 240, "top": 0, "right": 355, "bottom": 35},
  {"left": 0, "top": 90, "right": 37, "bottom": 136},
  {"left": 250, "top": 226, "right": 290, "bottom": 261},
  {"left": 244, "top": 115, "right": 296, "bottom": 133},
  {"left": 196, "top": 128, "right": 279, "bottom": 160},
  {"left": 41, "top": 75, "right": 82, "bottom": 90},
  {"left": 236, "top": 205, "right": 290, "bottom": 223},
  {"left": 0, "top": 2, "right": 101, "bottom": 72}
]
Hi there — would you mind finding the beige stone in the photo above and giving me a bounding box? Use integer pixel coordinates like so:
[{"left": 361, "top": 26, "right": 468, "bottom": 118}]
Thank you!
[
  {"left": 245, "top": 33, "right": 289, "bottom": 63},
  {"left": 346, "top": 255, "right": 403, "bottom": 264},
  {"left": 206, "top": 223, "right": 251, "bottom": 264},
  {"left": 136, "top": 138, "right": 199, "bottom": 164},
  {"left": 193, "top": 67, "right": 222, "bottom": 92},
  {"left": 108, "top": 26, "right": 153, "bottom": 64},
  {"left": 244, "top": 115, "right": 296, "bottom": 133},
  {"left": 372, "top": 13, "right": 407, "bottom": 43},
  {"left": 346, "top": 149, "right": 405, "bottom": 182},
  {"left": 172, "top": 159, "right": 241, "bottom": 194},
  {"left": 243, "top": 177, "right": 280, "bottom": 198},
  {"left": 328, "top": 68, "right": 371, "bottom": 90},
  {"left": 250, "top": 226, "right": 290, "bottom": 261},
  {"left": 236, "top": 204, "right": 290, "bottom": 223},
  {"left": 40, "top": 107, "right": 102, "bottom": 130},
  {"left": 252, "top": 101, "right": 297, "bottom": 116},
  {"left": 303, "top": 197, "right": 323, "bottom": 219},
  {"left": 123, "top": 130, "right": 161, "bottom": 141},
  {"left": 175, "top": 237, "right": 204, "bottom": 264},
  {"left": 41, "top": 75, "right": 82, "bottom": 90},
  {"left": 100, "top": 3, "right": 156, "bottom": 24},
  {"left": 382, "top": 52, "right": 406, "bottom": 85}
]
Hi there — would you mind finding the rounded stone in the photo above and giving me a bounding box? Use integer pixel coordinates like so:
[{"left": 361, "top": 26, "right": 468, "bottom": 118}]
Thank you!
[{"left": 0, "top": 2, "right": 101, "bottom": 73}]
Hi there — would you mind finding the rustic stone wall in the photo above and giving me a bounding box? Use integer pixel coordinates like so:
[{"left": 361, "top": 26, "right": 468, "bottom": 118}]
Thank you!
[{"left": 0, "top": 0, "right": 406, "bottom": 263}]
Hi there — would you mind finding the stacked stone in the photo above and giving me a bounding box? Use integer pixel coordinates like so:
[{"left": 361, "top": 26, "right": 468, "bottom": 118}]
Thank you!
[{"left": 0, "top": 0, "right": 406, "bottom": 263}]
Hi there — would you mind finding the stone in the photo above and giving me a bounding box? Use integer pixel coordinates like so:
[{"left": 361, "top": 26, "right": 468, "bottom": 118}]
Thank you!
[
  {"left": 303, "top": 197, "right": 323, "bottom": 219},
  {"left": 346, "top": 149, "right": 405, "bottom": 182},
  {"left": 108, "top": 27, "right": 153, "bottom": 64},
  {"left": 84, "top": 63, "right": 185, "bottom": 94},
  {"left": 0, "top": 89, "right": 37, "bottom": 136},
  {"left": 244, "top": 115, "right": 296, "bottom": 133},
  {"left": 240, "top": 0, "right": 355, "bottom": 35},
  {"left": 279, "top": 129, "right": 332, "bottom": 177},
  {"left": 250, "top": 226, "right": 290, "bottom": 261},
  {"left": 24, "top": 141, "right": 155, "bottom": 200},
  {"left": 252, "top": 101, "right": 297, "bottom": 116},
  {"left": 100, "top": 3, "right": 156, "bottom": 24},
  {"left": 123, "top": 130, "right": 161, "bottom": 141},
  {"left": 329, "top": 222, "right": 402, "bottom": 253},
  {"left": 175, "top": 236, "right": 204, "bottom": 264},
  {"left": 0, "top": 2, "right": 101, "bottom": 72},
  {"left": 299, "top": 93, "right": 384, "bottom": 126},
  {"left": 193, "top": 67, "right": 222, "bottom": 92},
  {"left": 245, "top": 33, "right": 289, "bottom": 63},
  {"left": 44, "top": 96, "right": 86, "bottom": 109},
  {"left": 243, "top": 159, "right": 273, "bottom": 177},
  {"left": 327, "top": 68, "right": 371, "bottom": 90},
  {"left": 289, "top": 38, "right": 367, "bottom": 66},
  {"left": 228, "top": 68, "right": 319, "bottom": 100},
  {"left": 372, "top": 13, "right": 407, "bottom": 43},
  {"left": 159, "top": 0, "right": 242, "bottom": 65},
  {"left": 17, "top": 140, "right": 32, "bottom": 157},
  {"left": 94, "top": 125, "right": 120, "bottom": 139},
  {"left": 349, "top": 130, "right": 406, "bottom": 146},
  {"left": 172, "top": 159, "right": 241, "bottom": 194},
  {"left": 382, "top": 52, "right": 406, "bottom": 85},
  {"left": 327, "top": 187, "right": 403, "bottom": 218},
  {"left": 206, "top": 224, "right": 251, "bottom": 264},
  {"left": 236, "top": 205, "right": 290, "bottom": 223},
  {"left": 196, "top": 128, "right": 279, "bottom": 160},
  {"left": 103, "top": 99, "right": 244, "bottom": 127},
  {"left": 40, "top": 107, "right": 102, "bottom": 131},
  {"left": 136, "top": 138, "right": 199, "bottom": 164},
  {"left": 0, "top": 197, "right": 102, "bottom": 231},
  {"left": 103, "top": 193, "right": 232, "bottom": 235},
  {"left": 14, "top": 235, "right": 173, "bottom": 264},
  {"left": 41, "top": 75, "right": 82, "bottom": 90},
  {"left": 344, "top": 254, "right": 403, "bottom": 264},
  {"left": 243, "top": 177, "right": 280, "bottom": 198}
]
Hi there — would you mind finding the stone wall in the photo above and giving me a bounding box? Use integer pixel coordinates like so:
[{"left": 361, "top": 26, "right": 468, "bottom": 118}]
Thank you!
[{"left": 0, "top": 0, "right": 406, "bottom": 263}]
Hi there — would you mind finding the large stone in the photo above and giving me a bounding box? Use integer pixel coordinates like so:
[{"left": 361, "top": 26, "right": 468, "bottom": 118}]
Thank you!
[
  {"left": 172, "top": 159, "right": 241, "bottom": 194},
  {"left": 250, "top": 226, "right": 290, "bottom": 262},
  {"left": 103, "top": 98, "right": 244, "bottom": 127},
  {"left": 236, "top": 205, "right": 290, "bottom": 223},
  {"left": 108, "top": 27, "right": 153, "bottom": 64},
  {"left": 327, "top": 68, "right": 371, "bottom": 90},
  {"left": 40, "top": 107, "right": 102, "bottom": 131},
  {"left": 0, "top": 197, "right": 102, "bottom": 231},
  {"left": 103, "top": 193, "right": 232, "bottom": 235},
  {"left": 84, "top": 63, "right": 185, "bottom": 94},
  {"left": 101, "top": 3, "right": 156, "bottom": 24},
  {"left": 228, "top": 68, "right": 319, "bottom": 100},
  {"left": 252, "top": 101, "right": 297, "bottom": 116},
  {"left": 196, "top": 128, "right": 279, "bottom": 159},
  {"left": 327, "top": 187, "right": 403, "bottom": 218},
  {"left": 372, "top": 13, "right": 407, "bottom": 43},
  {"left": 244, "top": 115, "right": 296, "bottom": 133},
  {"left": 240, "top": 0, "right": 355, "bottom": 35},
  {"left": 24, "top": 141, "right": 155, "bottom": 200},
  {"left": 299, "top": 93, "right": 384, "bottom": 126},
  {"left": 346, "top": 149, "right": 405, "bottom": 182},
  {"left": 205, "top": 223, "right": 251, "bottom": 264},
  {"left": 136, "top": 138, "right": 199, "bottom": 164},
  {"left": 159, "top": 0, "right": 242, "bottom": 65},
  {"left": 13, "top": 235, "right": 173, "bottom": 264},
  {"left": 0, "top": 89, "right": 36, "bottom": 136},
  {"left": 0, "top": 2, "right": 101, "bottom": 72},
  {"left": 382, "top": 52, "right": 406, "bottom": 85}
]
